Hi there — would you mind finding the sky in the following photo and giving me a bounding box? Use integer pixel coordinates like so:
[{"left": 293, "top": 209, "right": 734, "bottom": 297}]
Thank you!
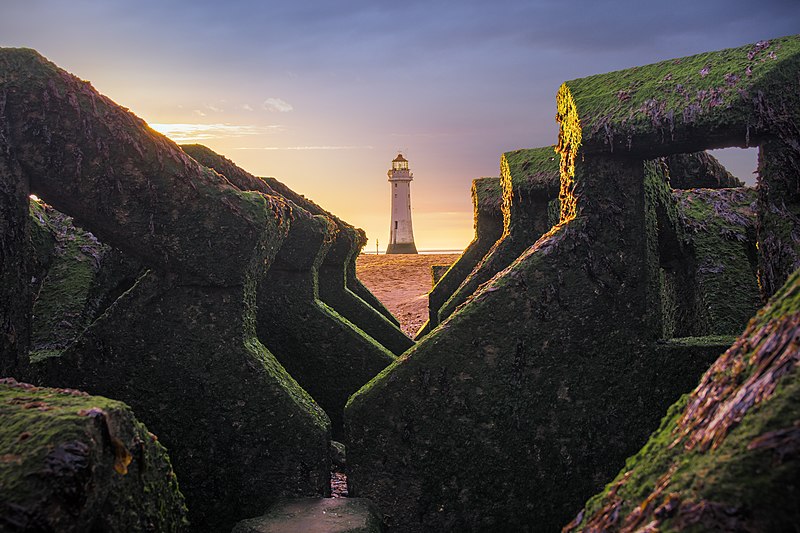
[{"left": 2, "top": 1, "right": 797, "bottom": 251}]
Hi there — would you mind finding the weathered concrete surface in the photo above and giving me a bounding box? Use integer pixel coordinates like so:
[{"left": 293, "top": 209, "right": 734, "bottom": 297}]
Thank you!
[
  {"left": 256, "top": 205, "right": 395, "bottom": 439},
  {"left": 560, "top": 35, "right": 800, "bottom": 156},
  {"left": 262, "top": 176, "right": 402, "bottom": 329},
  {"left": 346, "top": 153, "right": 727, "bottom": 531},
  {"left": 27, "top": 270, "right": 332, "bottom": 532},
  {"left": 180, "top": 144, "right": 397, "bottom": 435},
  {"left": 669, "top": 187, "right": 761, "bottom": 336},
  {"left": 418, "top": 177, "right": 503, "bottom": 338},
  {"left": 0, "top": 378, "right": 187, "bottom": 532},
  {"left": 27, "top": 200, "right": 143, "bottom": 362},
  {"left": 757, "top": 139, "right": 800, "bottom": 300},
  {"left": 317, "top": 227, "right": 414, "bottom": 356},
  {"left": 564, "top": 268, "right": 800, "bottom": 532},
  {"left": 0, "top": 48, "right": 331, "bottom": 532},
  {"left": 437, "top": 148, "right": 560, "bottom": 324},
  {"left": 666, "top": 151, "right": 743, "bottom": 188},
  {"left": 231, "top": 498, "right": 384, "bottom": 533}
]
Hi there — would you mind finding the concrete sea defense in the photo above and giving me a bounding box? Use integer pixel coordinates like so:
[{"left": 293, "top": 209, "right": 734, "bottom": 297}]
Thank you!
[
  {"left": 0, "top": 48, "right": 330, "bottom": 531},
  {"left": 345, "top": 36, "right": 799, "bottom": 531},
  {"left": 564, "top": 268, "right": 800, "bottom": 532},
  {"left": 417, "top": 176, "right": 503, "bottom": 338},
  {"left": 0, "top": 378, "right": 187, "bottom": 532}
]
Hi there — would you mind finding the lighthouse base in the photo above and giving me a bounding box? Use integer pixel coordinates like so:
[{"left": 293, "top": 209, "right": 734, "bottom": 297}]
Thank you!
[{"left": 386, "top": 242, "right": 418, "bottom": 254}]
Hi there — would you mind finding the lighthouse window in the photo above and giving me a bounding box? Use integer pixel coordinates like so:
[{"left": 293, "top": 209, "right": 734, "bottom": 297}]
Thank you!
[
  {"left": 394, "top": 221, "right": 398, "bottom": 229},
  {"left": 394, "top": 183, "right": 397, "bottom": 188}
]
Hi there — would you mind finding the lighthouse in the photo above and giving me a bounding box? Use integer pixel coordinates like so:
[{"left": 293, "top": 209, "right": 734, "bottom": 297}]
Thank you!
[{"left": 386, "top": 153, "right": 418, "bottom": 254}]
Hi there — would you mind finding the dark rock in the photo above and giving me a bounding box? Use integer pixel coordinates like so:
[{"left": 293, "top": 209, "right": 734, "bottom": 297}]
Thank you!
[
  {"left": 231, "top": 498, "right": 384, "bottom": 533},
  {"left": 0, "top": 378, "right": 187, "bottom": 532}
]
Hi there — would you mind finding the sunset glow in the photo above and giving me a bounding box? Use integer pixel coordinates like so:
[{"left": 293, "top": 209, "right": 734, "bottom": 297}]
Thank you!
[{"left": 3, "top": 0, "right": 794, "bottom": 251}]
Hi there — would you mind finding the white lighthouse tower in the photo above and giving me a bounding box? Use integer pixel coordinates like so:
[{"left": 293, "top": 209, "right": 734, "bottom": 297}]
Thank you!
[{"left": 386, "top": 153, "right": 418, "bottom": 254}]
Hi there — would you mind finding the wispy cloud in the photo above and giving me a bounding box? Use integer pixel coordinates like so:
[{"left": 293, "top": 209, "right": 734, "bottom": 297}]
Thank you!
[
  {"left": 262, "top": 97, "right": 294, "bottom": 112},
  {"left": 241, "top": 103, "right": 254, "bottom": 111},
  {"left": 236, "top": 145, "right": 373, "bottom": 151},
  {"left": 148, "top": 123, "right": 283, "bottom": 143}
]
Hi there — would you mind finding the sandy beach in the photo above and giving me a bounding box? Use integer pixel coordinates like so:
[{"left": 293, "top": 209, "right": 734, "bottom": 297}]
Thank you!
[{"left": 356, "top": 253, "right": 461, "bottom": 337}]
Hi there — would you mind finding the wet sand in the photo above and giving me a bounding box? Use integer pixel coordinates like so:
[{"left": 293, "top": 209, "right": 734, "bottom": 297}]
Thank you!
[{"left": 355, "top": 253, "right": 461, "bottom": 337}]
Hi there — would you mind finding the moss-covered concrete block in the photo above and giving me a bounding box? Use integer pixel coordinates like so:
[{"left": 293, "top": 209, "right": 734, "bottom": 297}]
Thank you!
[
  {"left": 0, "top": 49, "right": 331, "bottom": 532},
  {"left": 672, "top": 187, "right": 760, "bottom": 336},
  {"left": 317, "top": 228, "right": 414, "bottom": 356},
  {"left": 0, "top": 48, "right": 279, "bottom": 288},
  {"left": 345, "top": 227, "right": 402, "bottom": 328},
  {"left": 757, "top": 139, "right": 800, "bottom": 300},
  {"left": 666, "top": 151, "right": 743, "bottom": 189},
  {"left": 25, "top": 270, "right": 332, "bottom": 532},
  {"left": 264, "top": 178, "right": 400, "bottom": 329},
  {"left": 420, "top": 177, "right": 503, "bottom": 338},
  {"left": 231, "top": 498, "right": 384, "bottom": 533},
  {"left": 0, "top": 144, "right": 32, "bottom": 374},
  {"left": 437, "top": 148, "right": 559, "bottom": 324},
  {"left": 564, "top": 268, "right": 800, "bottom": 532},
  {"left": 0, "top": 378, "right": 187, "bottom": 532},
  {"left": 346, "top": 151, "right": 723, "bottom": 531},
  {"left": 27, "top": 200, "right": 143, "bottom": 362},
  {"left": 257, "top": 205, "right": 395, "bottom": 439},
  {"left": 560, "top": 35, "right": 800, "bottom": 156}
]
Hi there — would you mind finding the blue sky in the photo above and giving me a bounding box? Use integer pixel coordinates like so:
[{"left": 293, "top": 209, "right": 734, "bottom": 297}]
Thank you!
[{"left": 2, "top": 0, "right": 797, "bottom": 249}]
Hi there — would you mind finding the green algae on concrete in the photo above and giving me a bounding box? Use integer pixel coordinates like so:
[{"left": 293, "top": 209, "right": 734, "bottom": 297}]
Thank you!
[
  {"left": 346, "top": 153, "right": 724, "bottom": 532},
  {"left": 0, "top": 48, "right": 331, "bottom": 532},
  {"left": 317, "top": 227, "right": 414, "bottom": 356},
  {"left": 231, "top": 498, "right": 384, "bottom": 533},
  {"left": 757, "top": 139, "right": 800, "bottom": 300},
  {"left": 257, "top": 205, "right": 395, "bottom": 440},
  {"left": 419, "top": 176, "right": 503, "bottom": 338},
  {"left": 666, "top": 151, "right": 743, "bottom": 189},
  {"left": 27, "top": 200, "right": 143, "bottom": 362},
  {"left": 260, "top": 176, "right": 402, "bottom": 329},
  {"left": 564, "top": 268, "right": 800, "bottom": 532},
  {"left": 673, "top": 187, "right": 760, "bottom": 336},
  {"left": 561, "top": 34, "right": 800, "bottom": 156},
  {"left": 437, "top": 148, "right": 560, "bottom": 324},
  {"left": 0, "top": 378, "right": 187, "bottom": 532}
]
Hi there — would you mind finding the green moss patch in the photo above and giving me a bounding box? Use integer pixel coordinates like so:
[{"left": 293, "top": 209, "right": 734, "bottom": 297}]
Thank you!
[
  {"left": 563, "top": 34, "right": 800, "bottom": 155},
  {"left": 0, "top": 378, "right": 187, "bottom": 532},
  {"left": 565, "top": 269, "right": 800, "bottom": 532}
]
